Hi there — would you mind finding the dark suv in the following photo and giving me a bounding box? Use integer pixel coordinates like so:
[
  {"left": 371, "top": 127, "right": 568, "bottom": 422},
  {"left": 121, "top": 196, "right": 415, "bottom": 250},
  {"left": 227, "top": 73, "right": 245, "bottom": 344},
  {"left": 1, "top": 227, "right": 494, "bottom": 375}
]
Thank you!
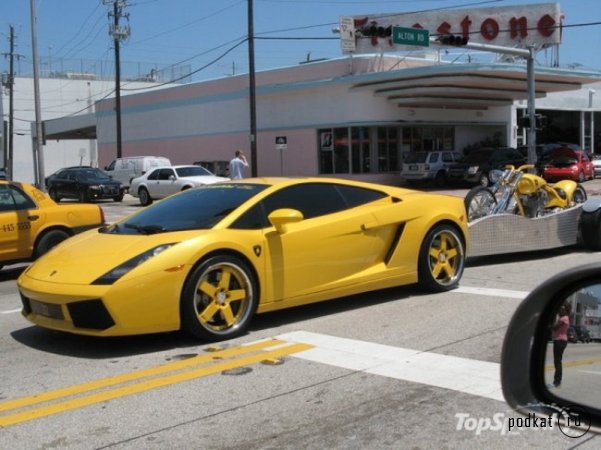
[
  {"left": 46, "top": 166, "right": 125, "bottom": 203},
  {"left": 447, "top": 147, "right": 526, "bottom": 186},
  {"left": 573, "top": 325, "right": 592, "bottom": 343}
]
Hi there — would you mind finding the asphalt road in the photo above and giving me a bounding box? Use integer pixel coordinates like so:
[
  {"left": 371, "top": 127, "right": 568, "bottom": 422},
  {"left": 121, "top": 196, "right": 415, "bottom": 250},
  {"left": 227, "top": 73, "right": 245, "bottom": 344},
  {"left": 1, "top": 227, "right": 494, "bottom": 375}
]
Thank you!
[{"left": 2, "top": 180, "right": 601, "bottom": 449}]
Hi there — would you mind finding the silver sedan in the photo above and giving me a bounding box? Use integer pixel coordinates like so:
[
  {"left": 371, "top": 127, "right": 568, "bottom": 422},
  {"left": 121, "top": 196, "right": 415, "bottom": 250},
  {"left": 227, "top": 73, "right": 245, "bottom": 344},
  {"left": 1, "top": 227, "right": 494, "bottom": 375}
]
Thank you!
[{"left": 130, "top": 165, "right": 229, "bottom": 205}]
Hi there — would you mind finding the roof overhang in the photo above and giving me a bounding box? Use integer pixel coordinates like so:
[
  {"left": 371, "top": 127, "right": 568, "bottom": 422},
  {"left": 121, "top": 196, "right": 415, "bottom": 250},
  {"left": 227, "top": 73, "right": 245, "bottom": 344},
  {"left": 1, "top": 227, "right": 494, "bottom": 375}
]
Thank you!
[
  {"left": 350, "top": 62, "right": 601, "bottom": 110},
  {"left": 41, "top": 112, "right": 96, "bottom": 140}
]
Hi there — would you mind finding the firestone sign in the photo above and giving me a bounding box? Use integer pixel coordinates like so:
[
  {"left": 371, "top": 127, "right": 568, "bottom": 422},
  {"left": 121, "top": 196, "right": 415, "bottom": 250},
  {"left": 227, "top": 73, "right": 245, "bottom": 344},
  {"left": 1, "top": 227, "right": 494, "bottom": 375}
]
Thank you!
[{"left": 340, "top": 2, "right": 562, "bottom": 54}]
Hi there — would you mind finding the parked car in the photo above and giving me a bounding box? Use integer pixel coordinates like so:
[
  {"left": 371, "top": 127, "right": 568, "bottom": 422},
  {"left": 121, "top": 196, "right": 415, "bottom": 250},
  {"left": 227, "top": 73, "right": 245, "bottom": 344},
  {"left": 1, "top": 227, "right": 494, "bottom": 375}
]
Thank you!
[
  {"left": 542, "top": 147, "right": 594, "bottom": 182},
  {"left": 573, "top": 325, "right": 592, "bottom": 343},
  {"left": 446, "top": 147, "right": 526, "bottom": 186},
  {"left": 517, "top": 142, "right": 577, "bottom": 174},
  {"left": 46, "top": 167, "right": 125, "bottom": 203},
  {"left": 567, "top": 325, "right": 578, "bottom": 343},
  {"left": 591, "top": 154, "right": 601, "bottom": 178},
  {"left": 104, "top": 156, "right": 171, "bottom": 189},
  {"left": 401, "top": 150, "right": 462, "bottom": 187},
  {"left": 18, "top": 177, "right": 469, "bottom": 341},
  {"left": 130, "top": 165, "right": 229, "bottom": 206},
  {"left": 0, "top": 180, "right": 104, "bottom": 269}
]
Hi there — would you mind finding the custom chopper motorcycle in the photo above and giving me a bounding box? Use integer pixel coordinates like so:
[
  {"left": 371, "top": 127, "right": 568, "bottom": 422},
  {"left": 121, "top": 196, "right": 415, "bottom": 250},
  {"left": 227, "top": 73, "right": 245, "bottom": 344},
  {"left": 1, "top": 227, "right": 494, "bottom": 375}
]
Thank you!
[{"left": 464, "top": 164, "right": 587, "bottom": 222}]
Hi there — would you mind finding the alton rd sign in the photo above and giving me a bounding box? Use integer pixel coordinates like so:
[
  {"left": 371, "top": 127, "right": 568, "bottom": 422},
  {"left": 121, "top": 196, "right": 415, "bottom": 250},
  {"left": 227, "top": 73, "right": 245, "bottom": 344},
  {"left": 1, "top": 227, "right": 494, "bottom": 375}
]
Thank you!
[{"left": 392, "top": 26, "right": 430, "bottom": 47}]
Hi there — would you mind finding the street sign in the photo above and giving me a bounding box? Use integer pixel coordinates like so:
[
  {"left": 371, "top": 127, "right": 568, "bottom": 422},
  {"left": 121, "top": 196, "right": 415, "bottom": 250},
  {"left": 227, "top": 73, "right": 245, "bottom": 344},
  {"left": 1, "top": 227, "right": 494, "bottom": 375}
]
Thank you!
[
  {"left": 339, "top": 16, "right": 356, "bottom": 53},
  {"left": 392, "top": 27, "right": 429, "bottom": 47},
  {"left": 276, "top": 136, "right": 287, "bottom": 151}
]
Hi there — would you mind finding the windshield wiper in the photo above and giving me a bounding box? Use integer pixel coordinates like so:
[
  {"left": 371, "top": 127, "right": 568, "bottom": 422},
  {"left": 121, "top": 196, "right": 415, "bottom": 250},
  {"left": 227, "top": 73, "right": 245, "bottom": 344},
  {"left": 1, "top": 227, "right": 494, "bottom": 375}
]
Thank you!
[{"left": 124, "top": 223, "right": 165, "bottom": 234}]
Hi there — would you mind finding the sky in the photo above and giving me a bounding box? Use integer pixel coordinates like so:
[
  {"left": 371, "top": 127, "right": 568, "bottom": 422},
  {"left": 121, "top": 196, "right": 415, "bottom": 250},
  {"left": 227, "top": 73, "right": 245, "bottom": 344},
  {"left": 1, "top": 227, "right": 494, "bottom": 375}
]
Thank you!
[{"left": 1, "top": 0, "right": 601, "bottom": 85}]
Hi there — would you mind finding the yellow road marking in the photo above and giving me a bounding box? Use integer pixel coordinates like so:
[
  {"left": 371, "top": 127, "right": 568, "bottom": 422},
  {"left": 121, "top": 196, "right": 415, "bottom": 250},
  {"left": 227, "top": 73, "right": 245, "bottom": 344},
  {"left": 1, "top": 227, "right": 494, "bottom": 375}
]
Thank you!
[
  {"left": 0, "top": 340, "right": 312, "bottom": 427},
  {"left": 544, "top": 356, "right": 601, "bottom": 371},
  {"left": 0, "top": 339, "right": 283, "bottom": 414}
]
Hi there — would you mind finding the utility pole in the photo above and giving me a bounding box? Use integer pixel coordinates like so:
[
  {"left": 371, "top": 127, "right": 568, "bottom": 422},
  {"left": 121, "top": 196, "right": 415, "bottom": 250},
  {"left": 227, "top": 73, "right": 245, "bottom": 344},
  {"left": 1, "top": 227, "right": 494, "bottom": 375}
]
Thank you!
[
  {"left": 104, "top": 0, "right": 130, "bottom": 159},
  {"left": 248, "top": 0, "right": 258, "bottom": 176},
  {"left": 30, "top": 0, "right": 45, "bottom": 188},
  {"left": 2, "top": 25, "right": 23, "bottom": 180}
]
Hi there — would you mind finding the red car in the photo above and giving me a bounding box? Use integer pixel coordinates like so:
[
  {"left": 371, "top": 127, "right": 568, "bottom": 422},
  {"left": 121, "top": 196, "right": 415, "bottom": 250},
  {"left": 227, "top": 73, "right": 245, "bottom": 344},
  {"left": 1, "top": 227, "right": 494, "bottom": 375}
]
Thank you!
[{"left": 542, "top": 147, "right": 594, "bottom": 182}]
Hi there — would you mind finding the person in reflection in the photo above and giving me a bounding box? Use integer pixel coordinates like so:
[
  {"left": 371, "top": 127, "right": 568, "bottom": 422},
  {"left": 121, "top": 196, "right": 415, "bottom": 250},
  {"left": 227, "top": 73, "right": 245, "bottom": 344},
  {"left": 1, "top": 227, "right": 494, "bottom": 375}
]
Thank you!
[{"left": 550, "top": 302, "right": 571, "bottom": 388}]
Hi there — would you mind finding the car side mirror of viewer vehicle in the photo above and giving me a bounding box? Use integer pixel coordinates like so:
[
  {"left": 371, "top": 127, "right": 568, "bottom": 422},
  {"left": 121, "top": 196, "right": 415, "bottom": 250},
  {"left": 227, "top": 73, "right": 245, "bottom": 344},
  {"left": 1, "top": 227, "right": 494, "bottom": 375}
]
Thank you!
[{"left": 501, "top": 263, "right": 601, "bottom": 434}]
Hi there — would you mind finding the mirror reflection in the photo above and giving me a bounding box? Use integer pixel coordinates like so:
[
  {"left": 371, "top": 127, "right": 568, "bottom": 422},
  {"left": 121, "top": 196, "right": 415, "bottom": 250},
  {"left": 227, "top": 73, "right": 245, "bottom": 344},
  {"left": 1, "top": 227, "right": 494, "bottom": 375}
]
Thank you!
[{"left": 545, "top": 284, "right": 601, "bottom": 408}]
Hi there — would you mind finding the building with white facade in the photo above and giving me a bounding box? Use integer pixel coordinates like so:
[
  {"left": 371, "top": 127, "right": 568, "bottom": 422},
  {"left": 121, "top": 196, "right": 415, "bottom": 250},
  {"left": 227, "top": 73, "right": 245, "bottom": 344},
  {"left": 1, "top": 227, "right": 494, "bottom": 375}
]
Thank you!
[
  {"left": 3, "top": 3, "right": 601, "bottom": 186},
  {"left": 0, "top": 72, "right": 171, "bottom": 184}
]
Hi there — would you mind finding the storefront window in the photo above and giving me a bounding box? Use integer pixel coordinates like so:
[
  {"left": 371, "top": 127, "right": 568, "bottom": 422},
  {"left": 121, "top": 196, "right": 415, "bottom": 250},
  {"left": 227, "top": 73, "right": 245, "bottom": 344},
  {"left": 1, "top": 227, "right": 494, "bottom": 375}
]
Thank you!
[
  {"left": 317, "top": 125, "right": 453, "bottom": 174},
  {"left": 351, "top": 127, "right": 370, "bottom": 173},
  {"left": 319, "top": 127, "right": 366, "bottom": 174},
  {"left": 377, "top": 127, "right": 399, "bottom": 172},
  {"left": 318, "top": 128, "right": 334, "bottom": 173},
  {"left": 333, "top": 128, "right": 350, "bottom": 173}
]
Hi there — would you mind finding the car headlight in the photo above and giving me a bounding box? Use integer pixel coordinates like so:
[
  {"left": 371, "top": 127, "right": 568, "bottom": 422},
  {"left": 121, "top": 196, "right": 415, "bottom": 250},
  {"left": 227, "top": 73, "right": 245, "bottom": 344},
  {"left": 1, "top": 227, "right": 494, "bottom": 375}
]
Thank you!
[
  {"left": 92, "top": 244, "right": 175, "bottom": 285},
  {"left": 88, "top": 185, "right": 100, "bottom": 190},
  {"left": 467, "top": 166, "right": 479, "bottom": 175}
]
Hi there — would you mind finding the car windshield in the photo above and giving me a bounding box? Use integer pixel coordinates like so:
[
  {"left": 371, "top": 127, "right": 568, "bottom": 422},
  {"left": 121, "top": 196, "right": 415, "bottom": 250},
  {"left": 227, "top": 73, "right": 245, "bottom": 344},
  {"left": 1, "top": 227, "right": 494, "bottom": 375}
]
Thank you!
[
  {"left": 78, "top": 169, "right": 112, "bottom": 181},
  {"left": 101, "top": 183, "right": 268, "bottom": 234},
  {"left": 175, "top": 166, "right": 213, "bottom": 177},
  {"left": 404, "top": 153, "right": 429, "bottom": 164}
]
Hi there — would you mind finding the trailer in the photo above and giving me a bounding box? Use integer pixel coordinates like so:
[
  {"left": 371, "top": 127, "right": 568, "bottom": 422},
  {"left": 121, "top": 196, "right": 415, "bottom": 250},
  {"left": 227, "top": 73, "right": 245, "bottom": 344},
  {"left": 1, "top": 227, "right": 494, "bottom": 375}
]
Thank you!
[{"left": 467, "top": 205, "right": 582, "bottom": 257}]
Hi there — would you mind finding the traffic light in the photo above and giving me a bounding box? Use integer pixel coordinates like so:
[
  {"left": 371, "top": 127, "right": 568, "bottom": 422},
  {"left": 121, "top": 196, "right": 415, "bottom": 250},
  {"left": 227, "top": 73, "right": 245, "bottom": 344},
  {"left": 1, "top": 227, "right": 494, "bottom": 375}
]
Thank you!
[
  {"left": 436, "top": 34, "right": 469, "bottom": 46},
  {"left": 535, "top": 114, "right": 548, "bottom": 129},
  {"left": 517, "top": 114, "right": 547, "bottom": 129},
  {"left": 359, "top": 24, "right": 392, "bottom": 38},
  {"left": 517, "top": 116, "right": 531, "bottom": 128}
]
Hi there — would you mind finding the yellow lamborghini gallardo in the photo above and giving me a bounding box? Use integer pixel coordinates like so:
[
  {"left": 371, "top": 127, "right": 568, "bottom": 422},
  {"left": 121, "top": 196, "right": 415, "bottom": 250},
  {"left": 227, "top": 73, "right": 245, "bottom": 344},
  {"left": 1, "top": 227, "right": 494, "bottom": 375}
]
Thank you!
[{"left": 18, "top": 178, "right": 469, "bottom": 341}]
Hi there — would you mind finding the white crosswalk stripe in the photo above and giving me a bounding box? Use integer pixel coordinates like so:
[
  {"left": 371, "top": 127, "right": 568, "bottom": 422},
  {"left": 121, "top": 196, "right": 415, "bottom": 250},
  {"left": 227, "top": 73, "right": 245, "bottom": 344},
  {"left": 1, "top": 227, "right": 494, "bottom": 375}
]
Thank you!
[{"left": 278, "top": 330, "right": 504, "bottom": 401}]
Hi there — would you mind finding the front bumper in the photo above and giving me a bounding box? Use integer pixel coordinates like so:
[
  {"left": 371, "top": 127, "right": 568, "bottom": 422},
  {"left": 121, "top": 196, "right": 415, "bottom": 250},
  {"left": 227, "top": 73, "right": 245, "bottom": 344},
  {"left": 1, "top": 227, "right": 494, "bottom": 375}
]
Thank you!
[
  {"left": 87, "top": 186, "right": 124, "bottom": 200},
  {"left": 18, "top": 266, "right": 188, "bottom": 337}
]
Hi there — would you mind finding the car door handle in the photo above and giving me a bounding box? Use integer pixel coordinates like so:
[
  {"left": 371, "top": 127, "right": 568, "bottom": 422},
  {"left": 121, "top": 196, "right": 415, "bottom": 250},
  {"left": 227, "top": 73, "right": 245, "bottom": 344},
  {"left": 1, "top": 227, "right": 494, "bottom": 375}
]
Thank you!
[
  {"left": 361, "top": 222, "right": 378, "bottom": 231},
  {"left": 27, "top": 215, "right": 39, "bottom": 221}
]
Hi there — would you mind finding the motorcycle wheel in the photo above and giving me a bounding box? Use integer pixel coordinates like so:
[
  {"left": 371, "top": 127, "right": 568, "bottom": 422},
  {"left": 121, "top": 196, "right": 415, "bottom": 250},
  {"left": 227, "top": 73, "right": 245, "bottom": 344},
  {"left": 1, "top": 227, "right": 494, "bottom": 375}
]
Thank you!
[{"left": 464, "top": 186, "right": 497, "bottom": 222}]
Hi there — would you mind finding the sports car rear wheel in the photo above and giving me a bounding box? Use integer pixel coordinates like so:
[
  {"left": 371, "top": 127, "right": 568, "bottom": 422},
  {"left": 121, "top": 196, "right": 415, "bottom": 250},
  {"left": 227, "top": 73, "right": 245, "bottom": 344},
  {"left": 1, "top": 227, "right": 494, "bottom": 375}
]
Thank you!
[
  {"left": 418, "top": 224, "right": 465, "bottom": 292},
  {"left": 181, "top": 255, "right": 258, "bottom": 341}
]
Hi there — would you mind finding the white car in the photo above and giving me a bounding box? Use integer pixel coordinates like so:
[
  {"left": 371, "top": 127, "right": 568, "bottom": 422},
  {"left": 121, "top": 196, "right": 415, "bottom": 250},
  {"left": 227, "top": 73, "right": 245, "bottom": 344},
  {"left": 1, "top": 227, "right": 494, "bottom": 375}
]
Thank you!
[
  {"left": 591, "top": 154, "right": 601, "bottom": 179},
  {"left": 130, "top": 165, "right": 229, "bottom": 205}
]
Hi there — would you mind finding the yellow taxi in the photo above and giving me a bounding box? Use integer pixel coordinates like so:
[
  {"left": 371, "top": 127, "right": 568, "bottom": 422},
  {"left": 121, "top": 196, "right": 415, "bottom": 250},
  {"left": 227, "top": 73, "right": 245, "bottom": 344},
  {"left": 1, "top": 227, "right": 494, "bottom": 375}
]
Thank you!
[{"left": 0, "top": 180, "right": 104, "bottom": 269}]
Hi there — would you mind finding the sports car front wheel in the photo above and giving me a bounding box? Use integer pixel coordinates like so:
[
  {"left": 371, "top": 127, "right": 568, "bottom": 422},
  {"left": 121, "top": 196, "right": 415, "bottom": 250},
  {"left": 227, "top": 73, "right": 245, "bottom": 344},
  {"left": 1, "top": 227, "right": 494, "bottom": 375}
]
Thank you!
[
  {"left": 417, "top": 224, "right": 465, "bottom": 292},
  {"left": 181, "top": 255, "right": 258, "bottom": 341}
]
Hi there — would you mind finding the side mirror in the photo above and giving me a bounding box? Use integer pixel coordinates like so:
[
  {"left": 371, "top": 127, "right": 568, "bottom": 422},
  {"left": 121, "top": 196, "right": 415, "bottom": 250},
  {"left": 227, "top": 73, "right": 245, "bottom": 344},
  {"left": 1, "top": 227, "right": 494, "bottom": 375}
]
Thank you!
[
  {"left": 501, "top": 263, "right": 601, "bottom": 435},
  {"left": 268, "top": 208, "right": 303, "bottom": 234},
  {"left": 169, "top": 175, "right": 175, "bottom": 181}
]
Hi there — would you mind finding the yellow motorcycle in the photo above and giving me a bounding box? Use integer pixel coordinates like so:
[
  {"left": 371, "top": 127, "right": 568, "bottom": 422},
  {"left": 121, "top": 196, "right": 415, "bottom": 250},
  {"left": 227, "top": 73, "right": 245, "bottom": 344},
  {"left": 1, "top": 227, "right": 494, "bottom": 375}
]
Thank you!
[{"left": 465, "top": 164, "right": 587, "bottom": 222}]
